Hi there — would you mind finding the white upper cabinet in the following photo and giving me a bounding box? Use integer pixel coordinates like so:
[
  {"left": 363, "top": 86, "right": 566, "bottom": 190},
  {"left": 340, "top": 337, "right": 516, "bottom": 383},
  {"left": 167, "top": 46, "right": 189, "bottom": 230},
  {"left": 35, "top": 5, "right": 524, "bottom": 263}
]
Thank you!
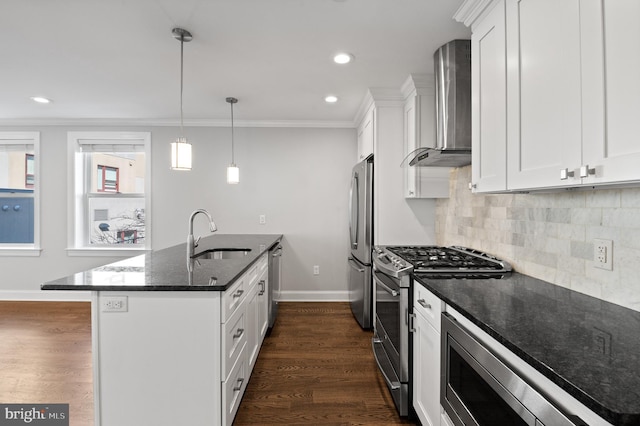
[
  {"left": 402, "top": 74, "right": 450, "bottom": 199},
  {"left": 506, "top": 0, "right": 583, "bottom": 190},
  {"left": 357, "top": 105, "right": 374, "bottom": 161},
  {"left": 581, "top": 0, "right": 640, "bottom": 185},
  {"left": 470, "top": 0, "right": 508, "bottom": 192},
  {"left": 457, "top": 0, "right": 640, "bottom": 192}
]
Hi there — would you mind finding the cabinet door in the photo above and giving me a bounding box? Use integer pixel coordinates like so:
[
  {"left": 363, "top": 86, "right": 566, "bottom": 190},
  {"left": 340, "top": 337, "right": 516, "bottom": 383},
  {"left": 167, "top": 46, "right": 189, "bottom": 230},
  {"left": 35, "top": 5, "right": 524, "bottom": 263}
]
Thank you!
[
  {"left": 582, "top": 0, "right": 640, "bottom": 184},
  {"left": 412, "top": 311, "right": 440, "bottom": 426},
  {"left": 246, "top": 283, "right": 260, "bottom": 371},
  {"left": 358, "top": 107, "right": 374, "bottom": 161},
  {"left": 506, "top": 0, "right": 583, "bottom": 190},
  {"left": 257, "top": 275, "right": 269, "bottom": 341},
  {"left": 471, "top": 0, "right": 507, "bottom": 192}
]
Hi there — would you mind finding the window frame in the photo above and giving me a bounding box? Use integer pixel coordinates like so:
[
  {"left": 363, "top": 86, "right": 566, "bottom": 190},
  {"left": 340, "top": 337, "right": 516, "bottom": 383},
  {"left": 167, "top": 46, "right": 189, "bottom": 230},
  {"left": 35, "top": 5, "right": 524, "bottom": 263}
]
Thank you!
[
  {"left": 25, "top": 153, "right": 35, "bottom": 188},
  {"left": 67, "top": 131, "right": 151, "bottom": 257},
  {"left": 0, "top": 132, "right": 40, "bottom": 256}
]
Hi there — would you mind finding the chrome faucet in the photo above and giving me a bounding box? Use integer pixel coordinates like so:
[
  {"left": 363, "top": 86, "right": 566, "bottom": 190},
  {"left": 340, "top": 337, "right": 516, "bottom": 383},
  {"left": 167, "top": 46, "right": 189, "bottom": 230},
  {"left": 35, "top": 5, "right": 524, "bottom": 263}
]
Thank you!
[{"left": 187, "top": 209, "right": 217, "bottom": 259}]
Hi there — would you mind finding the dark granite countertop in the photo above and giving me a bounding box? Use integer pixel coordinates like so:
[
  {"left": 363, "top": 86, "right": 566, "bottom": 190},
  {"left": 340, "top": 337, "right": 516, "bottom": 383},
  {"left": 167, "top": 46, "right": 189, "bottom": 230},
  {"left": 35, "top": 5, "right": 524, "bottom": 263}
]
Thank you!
[
  {"left": 41, "top": 234, "right": 282, "bottom": 291},
  {"left": 414, "top": 272, "right": 640, "bottom": 426}
]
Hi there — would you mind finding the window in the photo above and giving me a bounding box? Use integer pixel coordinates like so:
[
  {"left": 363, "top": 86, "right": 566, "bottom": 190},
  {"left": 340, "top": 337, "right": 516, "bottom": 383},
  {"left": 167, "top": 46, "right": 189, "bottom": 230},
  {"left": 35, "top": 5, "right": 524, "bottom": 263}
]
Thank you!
[
  {"left": 0, "top": 132, "right": 40, "bottom": 256},
  {"left": 97, "top": 165, "right": 119, "bottom": 192},
  {"left": 68, "top": 132, "right": 151, "bottom": 255}
]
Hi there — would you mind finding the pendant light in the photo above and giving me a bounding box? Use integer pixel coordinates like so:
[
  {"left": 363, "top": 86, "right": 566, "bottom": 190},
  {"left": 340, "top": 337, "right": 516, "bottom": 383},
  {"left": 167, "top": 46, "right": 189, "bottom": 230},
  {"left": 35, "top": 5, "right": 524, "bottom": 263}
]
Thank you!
[
  {"left": 170, "top": 28, "right": 193, "bottom": 170},
  {"left": 226, "top": 97, "right": 240, "bottom": 184}
]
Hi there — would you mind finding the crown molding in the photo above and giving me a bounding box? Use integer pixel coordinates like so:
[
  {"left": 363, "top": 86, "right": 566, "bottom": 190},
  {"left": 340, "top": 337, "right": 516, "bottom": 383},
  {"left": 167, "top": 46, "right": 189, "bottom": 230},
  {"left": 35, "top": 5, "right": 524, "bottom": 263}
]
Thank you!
[
  {"left": 0, "top": 117, "right": 355, "bottom": 129},
  {"left": 401, "top": 73, "right": 435, "bottom": 99},
  {"left": 453, "top": 0, "right": 498, "bottom": 28}
]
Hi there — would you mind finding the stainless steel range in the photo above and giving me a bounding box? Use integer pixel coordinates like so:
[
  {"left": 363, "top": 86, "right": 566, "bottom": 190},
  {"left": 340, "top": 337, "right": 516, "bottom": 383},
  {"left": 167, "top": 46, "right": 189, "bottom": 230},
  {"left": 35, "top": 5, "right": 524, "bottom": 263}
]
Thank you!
[{"left": 371, "top": 245, "right": 511, "bottom": 416}]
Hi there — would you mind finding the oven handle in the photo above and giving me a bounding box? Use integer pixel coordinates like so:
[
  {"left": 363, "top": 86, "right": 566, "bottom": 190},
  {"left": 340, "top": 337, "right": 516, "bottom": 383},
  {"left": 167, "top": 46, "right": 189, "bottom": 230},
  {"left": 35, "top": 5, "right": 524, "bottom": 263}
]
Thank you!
[
  {"left": 372, "top": 337, "right": 401, "bottom": 390},
  {"left": 373, "top": 272, "right": 399, "bottom": 297},
  {"left": 373, "top": 253, "right": 404, "bottom": 278}
]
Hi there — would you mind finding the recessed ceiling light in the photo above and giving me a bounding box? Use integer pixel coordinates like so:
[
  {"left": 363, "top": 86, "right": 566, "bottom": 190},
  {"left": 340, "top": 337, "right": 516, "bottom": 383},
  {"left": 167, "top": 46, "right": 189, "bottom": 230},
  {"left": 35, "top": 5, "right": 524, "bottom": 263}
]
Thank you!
[
  {"left": 333, "top": 53, "right": 354, "bottom": 65},
  {"left": 30, "top": 96, "right": 51, "bottom": 104},
  {"left": 325, "top": 95, "right": 339, "bottom": 103}
]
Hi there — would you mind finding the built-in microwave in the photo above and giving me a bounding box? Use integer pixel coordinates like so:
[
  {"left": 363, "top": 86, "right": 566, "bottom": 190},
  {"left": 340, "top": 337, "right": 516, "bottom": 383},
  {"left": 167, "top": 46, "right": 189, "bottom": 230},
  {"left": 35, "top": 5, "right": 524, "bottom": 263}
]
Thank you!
[{"left": 441, "top": 312, "right": 588, "bottom": 426}]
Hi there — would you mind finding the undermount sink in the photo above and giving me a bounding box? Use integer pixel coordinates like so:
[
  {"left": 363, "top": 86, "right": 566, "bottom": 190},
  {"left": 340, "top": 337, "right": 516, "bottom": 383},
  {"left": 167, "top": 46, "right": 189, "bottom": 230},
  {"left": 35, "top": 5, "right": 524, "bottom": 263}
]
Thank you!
[{"left": 192, "top": 248, "right": 252, "bottom": 260}]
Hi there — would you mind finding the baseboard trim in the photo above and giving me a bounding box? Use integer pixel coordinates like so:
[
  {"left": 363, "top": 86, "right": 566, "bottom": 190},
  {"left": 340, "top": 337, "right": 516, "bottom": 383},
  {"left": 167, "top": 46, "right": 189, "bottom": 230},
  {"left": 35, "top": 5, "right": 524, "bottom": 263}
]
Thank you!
[
  {"left": 278, "top": 291, "right": 349, "bottom": 302},
  {"left": 0, "top": 290, "right": 91, "bottom": 302}
]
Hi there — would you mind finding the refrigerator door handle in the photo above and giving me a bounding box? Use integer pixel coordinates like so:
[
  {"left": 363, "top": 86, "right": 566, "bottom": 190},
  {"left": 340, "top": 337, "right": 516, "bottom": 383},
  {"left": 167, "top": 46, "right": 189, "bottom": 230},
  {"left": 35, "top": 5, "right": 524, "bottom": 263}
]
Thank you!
[{"left": 349, "top": 172, "right": 359, "bottom": 250}]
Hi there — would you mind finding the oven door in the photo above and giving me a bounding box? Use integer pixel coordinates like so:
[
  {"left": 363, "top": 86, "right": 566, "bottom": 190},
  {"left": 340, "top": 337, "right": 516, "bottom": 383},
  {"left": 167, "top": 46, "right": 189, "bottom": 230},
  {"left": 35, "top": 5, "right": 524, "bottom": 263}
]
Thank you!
[
  {"left": 372, "top": 268, "right": 409, "bottom": 416},
  {"left": 441, "top": 313, "right": 587, "bottom": 426}
]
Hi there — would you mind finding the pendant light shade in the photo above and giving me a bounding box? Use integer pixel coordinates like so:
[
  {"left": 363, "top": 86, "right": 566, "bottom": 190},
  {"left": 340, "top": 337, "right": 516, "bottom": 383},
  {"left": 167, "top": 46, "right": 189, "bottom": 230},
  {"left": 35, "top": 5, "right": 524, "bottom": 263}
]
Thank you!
[
  {"left": 171, "top": 137, "right": 192, "bottom": 170},
  {"left": 170, "top": 28, "right": 193, "bottom": 171},
  {"left": 226, "top": 97, "right": 239, "bottom": 184}
]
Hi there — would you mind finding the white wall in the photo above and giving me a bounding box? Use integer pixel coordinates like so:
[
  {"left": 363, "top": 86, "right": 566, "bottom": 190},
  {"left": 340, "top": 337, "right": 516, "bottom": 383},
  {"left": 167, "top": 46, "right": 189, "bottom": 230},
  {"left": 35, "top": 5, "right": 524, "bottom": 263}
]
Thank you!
[{"left": 0, "top": 125, "right": 356, "bottom": 301}]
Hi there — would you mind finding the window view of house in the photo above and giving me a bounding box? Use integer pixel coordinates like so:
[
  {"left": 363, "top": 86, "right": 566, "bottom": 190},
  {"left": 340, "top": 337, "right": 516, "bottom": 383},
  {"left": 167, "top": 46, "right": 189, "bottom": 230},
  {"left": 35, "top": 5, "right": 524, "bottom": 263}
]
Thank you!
[
  {"left": 0, "top": 145, "right": 35, "bottom": 244},
  {"left": 87, "top": 152, "right": 145, "bottom": 246}
]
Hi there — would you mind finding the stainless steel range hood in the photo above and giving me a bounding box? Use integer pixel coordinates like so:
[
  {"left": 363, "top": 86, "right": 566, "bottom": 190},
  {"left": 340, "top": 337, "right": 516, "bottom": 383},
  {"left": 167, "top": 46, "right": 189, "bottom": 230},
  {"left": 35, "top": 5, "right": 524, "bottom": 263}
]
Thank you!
[{"left": 410, "top": 39, "right": 471, "bottom": 167}]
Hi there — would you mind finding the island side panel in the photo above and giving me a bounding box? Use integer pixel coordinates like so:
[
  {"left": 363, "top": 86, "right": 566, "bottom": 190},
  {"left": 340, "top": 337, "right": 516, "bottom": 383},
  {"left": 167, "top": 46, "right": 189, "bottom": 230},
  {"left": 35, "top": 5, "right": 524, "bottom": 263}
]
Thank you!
[{"left": 92, "top": 291, "right": 222, "bottom": 426}]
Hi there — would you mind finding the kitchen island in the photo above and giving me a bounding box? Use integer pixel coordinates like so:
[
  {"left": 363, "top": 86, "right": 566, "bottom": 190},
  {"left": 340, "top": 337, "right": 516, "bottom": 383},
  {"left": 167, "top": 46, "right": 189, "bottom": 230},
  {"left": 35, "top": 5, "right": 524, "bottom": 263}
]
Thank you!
[
  {"left": 415, "top": 272, "right": 640, "bottom": 426},
  {"left": 42, "top": 234, "right": 282, "bottom": 426}
]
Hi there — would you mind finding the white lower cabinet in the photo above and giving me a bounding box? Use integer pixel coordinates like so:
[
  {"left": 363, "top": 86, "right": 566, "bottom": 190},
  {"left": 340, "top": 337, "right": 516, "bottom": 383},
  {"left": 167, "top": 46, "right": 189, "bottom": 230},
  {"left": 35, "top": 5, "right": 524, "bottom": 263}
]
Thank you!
[
  {"left": 412, "top": 284, "right": 442, "bottom": 426},
  {"left": 222, "top": 345, "right": 248, "bottom": 426}
]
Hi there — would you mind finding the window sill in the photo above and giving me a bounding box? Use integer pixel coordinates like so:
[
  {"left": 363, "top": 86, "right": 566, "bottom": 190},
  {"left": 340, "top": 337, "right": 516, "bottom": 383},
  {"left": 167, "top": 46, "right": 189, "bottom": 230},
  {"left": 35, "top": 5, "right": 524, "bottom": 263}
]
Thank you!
[
  {"left": 0, "top": 248, "right": 42, "bottom": 257},
  {"left": 66, "top": 248, "right": 151, "bottom": 257}
]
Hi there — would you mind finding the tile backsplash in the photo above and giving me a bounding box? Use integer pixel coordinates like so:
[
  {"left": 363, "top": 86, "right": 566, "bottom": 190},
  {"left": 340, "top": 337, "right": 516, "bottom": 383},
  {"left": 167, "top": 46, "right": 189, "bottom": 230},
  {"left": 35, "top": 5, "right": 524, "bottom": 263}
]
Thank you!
[{"left": 435, "top": 166, "right": 640, "bottom": 312}]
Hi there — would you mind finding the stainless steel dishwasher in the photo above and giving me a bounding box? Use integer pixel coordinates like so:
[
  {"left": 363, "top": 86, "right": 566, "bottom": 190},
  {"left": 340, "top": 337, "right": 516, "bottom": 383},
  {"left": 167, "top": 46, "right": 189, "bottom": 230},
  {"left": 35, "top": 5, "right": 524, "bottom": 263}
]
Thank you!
[{"left": 267, "top": 242, "right": 282, "bottom": 332}]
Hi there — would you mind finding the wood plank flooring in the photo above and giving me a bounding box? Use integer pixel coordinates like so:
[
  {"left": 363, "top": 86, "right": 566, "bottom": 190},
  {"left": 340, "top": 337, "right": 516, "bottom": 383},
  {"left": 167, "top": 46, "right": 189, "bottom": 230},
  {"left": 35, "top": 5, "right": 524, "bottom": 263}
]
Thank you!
[
  {"left": 0, "top": 301, "right": 93, "bottom": 426},
  {"left": 234, "top": 302, "right": 417, "bottom": 425},
  {"left": 0, "top": 301, "right": 416, "bottom": 426}
]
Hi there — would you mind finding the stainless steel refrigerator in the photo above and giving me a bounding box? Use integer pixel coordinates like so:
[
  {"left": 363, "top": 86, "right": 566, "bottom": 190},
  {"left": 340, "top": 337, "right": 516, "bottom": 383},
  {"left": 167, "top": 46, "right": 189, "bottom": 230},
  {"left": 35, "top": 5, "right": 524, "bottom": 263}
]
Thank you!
[{"left": 348, "top": 155, "right": 373, "bottom": 329}]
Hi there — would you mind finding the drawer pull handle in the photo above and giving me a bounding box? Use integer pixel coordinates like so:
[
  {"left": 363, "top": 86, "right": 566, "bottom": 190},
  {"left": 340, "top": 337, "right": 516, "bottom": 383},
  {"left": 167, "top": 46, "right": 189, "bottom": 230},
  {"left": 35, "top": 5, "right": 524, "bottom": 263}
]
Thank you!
[
  {"left": 418, "top": 299, "right": 431, "bottom": 309},
  {"left": 560, "top": 168, "right": 575, "bottom": 180},
  {"left": 233, "top": 289, "right": 244, "bottom": 299},
  {"left": 233, "top": 328, "right": 244, "bottom": 339},
  {"left": 259, "top": 280, "right": 266, "bottom": 295},
  {"left": 233, "top": 377, "right": 245, "bottom": 392}
]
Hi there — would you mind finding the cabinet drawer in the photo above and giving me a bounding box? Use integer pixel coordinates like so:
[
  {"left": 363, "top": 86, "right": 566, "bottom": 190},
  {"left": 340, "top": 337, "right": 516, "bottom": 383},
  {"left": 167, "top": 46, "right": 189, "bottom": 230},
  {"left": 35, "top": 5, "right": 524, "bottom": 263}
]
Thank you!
[
  {"left": 413, "top": 283, "right": 442, "bottom": 330},
  {"left": 222, "top": 304, "right": 247, "bottom": 380},
  {"left": 222, "top": 277, "right": 246, "bottom": 323},
  {"left": 222, "top": 345, "right": 248, "bottom": 426}
]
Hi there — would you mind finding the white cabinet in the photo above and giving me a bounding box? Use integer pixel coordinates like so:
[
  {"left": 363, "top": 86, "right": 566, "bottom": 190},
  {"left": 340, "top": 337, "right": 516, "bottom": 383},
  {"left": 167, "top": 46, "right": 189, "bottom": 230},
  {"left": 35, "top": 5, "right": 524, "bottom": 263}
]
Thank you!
[
  {"left": 246, "top": 254, "right": 269, "bottom": 371},
  {"left": 412, "top": 284, "right": 443, "bottom": 426},
  {"left": 470, "top": 0, "right": 507, "bottom": 193},
  {"left": 581, "top": 0, "right": 640, "bottom": 185},
  {"left": 506, "top": 0, "right": 583, "bottom": 190},
  {"left": 357, "top": 105, "right": 374, "bottom": 161},
  {"left": 402, "top": 74, "right": 450, "bottom": 199},
  {"left": 458, "top": 0, "right": 640, "bottom": 192}
]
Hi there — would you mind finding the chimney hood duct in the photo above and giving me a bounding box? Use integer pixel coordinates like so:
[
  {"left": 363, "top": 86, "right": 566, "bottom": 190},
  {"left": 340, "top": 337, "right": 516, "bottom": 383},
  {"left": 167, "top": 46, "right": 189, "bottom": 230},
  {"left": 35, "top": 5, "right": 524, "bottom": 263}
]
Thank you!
[{"left": 409, "top": 39, "right": 471, "bottom": 168}]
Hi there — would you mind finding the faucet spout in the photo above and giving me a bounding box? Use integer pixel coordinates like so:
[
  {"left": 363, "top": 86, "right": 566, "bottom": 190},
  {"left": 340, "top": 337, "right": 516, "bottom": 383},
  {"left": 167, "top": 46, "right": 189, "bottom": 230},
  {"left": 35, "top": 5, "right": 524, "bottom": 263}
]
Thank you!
[{"left": 187, "top": 209, "right": 217, "bottom": 259}]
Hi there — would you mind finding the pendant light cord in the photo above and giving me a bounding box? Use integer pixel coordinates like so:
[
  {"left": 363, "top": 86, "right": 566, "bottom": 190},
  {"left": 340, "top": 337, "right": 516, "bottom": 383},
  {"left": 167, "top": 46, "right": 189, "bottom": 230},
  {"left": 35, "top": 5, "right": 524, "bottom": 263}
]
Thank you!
[
  {"left": 230, "top": 101, "right": 235, "bottom": 164},
  {"left": 179, "top": 35, "right": 185, "bottom": 137}
]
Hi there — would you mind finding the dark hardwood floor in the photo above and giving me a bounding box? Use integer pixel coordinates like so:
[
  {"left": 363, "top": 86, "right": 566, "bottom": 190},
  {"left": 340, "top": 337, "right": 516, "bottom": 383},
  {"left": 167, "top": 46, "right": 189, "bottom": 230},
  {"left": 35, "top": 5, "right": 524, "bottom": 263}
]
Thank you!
[
  {"left": 0, "top": 301, "right": 416, "bottom": 426},
  {"left": 234, "top": 302, "right": 417, "bottom": 425}
]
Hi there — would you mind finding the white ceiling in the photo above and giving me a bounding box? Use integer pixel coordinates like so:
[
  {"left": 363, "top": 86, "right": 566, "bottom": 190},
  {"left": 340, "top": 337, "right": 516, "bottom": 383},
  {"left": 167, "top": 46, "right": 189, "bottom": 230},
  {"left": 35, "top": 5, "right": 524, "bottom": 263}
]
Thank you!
[{"left": 2, "top": 0, "right": 470, "bottom": 126}]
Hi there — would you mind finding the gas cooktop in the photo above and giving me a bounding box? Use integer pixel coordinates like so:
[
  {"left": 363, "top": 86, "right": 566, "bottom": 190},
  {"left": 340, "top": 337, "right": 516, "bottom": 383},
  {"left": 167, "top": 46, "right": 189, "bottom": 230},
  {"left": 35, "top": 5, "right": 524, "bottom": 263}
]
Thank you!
[{"left": 383, "top": 245, "right": 512, "bottom": 274}]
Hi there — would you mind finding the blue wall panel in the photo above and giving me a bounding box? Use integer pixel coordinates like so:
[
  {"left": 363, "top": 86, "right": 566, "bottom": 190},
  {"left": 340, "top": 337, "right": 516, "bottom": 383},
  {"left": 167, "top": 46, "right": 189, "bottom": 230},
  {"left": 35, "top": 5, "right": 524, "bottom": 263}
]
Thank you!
[{"left": 0, "top": 197, "right": 34, "bottom": 243}]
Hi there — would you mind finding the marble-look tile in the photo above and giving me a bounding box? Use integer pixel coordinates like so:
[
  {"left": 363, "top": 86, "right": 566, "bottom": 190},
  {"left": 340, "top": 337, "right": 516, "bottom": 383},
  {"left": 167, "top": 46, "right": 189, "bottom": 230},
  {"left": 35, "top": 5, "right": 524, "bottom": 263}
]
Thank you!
[
  {"left": 570, "top": 208, "right": 602, "bottom": 226},
  {"left": 602, "top": 208, "right": 640, "bottom": 229},
  {"left": 570, "top": 240, "right": 593, "bottom": 260},
  {"left": 586, "top": 189, "right": 621, "bottom": 208}
]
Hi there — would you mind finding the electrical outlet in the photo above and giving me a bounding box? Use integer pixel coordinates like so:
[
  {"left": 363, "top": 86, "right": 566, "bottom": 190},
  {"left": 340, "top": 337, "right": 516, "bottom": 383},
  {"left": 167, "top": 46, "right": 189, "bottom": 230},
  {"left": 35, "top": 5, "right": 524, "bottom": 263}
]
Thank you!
[
  {"left": 313, "top": 265, "right": 320, "bottom": 275},
  {"left": 593, "top": 239, "right": 613, "bottom": 271},
  {"left": 102, "top": 296, "right": 128, "bottom": 312},
  {"left": 259, "top": 214, "right": 266, "bottom": 225}
]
